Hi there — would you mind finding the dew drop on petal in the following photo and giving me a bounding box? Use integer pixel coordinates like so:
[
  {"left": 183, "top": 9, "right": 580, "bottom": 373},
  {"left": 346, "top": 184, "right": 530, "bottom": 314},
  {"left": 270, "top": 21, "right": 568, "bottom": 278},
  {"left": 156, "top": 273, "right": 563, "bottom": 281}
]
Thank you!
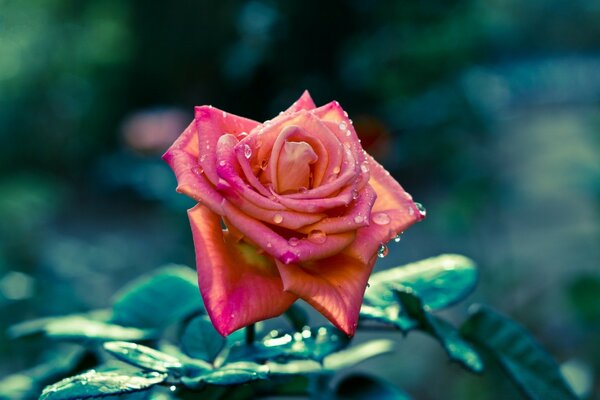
[
  {"left": 273, "top": 214, "right": 283, "bottom": 224},
  {"left": 308, "top": 230, "right": 327, "bottom": 244},
  {"left": 343, "top": 111, "right": 349, "bottom": 117},
  {"left": 352, "top": 190, "right": 359, "bottom": 200},
  {"left": 239, "top": 131, "right": 248, "bottom": 138},
  {"left": 349, "top": 119, "right": 353, "bottom": 124},
  {"left": 345, "top": 130, "right": 351, "bottom": 137},
  {"left": 170, "top": 386, "right": 177, "bottom": 392},
  {"left": 372, "top": 212, "right": 391, "bottom": 225},
  {"left": 218, "top": 160, "right": 226, "bottom": 167},
  {"left": 192, "top": 166, "right": 203, "bottom": 175},
  {"left": 288, "top": 237, "right": 300, "bottom": 246},
  {"left": 393, "top": 232, "right": 403, "bottom": 243},
  {"left": 360, "top": 163, "right": 369, "bottom": 174},
  {"left": 222, "top": 111, "right": 227, "bottom": 118},
  {"left": 377, "top": 243, "right": 389, "bottom": 258},
  {"left": 409, "top": 207, "right": 415, "bottom": 216},
  {"left": 243, "top": 144, "right": 252, "bottom": 159},
  {"left": 415, "top": 202, "right": 427, "bottom": 217},
  {"left": 354, "top": 215, "right": 364, "bottom": 224},
  {"left": 339, "top": 121, "right": 347, "bottom": 131},
  {"left": 333, "top": 166, "right": 341, "bottom": 174},
  {"left": 267, "top": 242, "right": 272, "bottom": 248},
  {"left": 298, "top": 186, "right": 308, "bottom": 193}
]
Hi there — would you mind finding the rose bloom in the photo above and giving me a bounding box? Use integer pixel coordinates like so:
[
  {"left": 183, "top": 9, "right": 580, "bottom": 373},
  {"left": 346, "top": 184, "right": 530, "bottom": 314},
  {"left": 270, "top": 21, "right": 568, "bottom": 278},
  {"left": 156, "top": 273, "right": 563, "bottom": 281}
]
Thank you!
[{"left": 163, "top": 91, "right": 424, "bottom": 336}]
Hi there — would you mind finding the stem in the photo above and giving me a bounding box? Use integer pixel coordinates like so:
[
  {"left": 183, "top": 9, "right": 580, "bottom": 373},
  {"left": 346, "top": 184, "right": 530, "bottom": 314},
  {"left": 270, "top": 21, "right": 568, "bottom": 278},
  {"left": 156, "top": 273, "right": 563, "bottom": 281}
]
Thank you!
[{"left": 245, "top": 323, "right": 255, "bottom": 345}]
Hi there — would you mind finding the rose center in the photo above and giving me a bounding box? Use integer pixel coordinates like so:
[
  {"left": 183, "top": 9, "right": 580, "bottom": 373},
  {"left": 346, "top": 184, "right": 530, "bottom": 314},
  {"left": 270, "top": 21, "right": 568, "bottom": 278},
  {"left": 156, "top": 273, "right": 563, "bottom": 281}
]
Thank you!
[{"left": 275, "top": 140, "right": 318, "bottom": 194}]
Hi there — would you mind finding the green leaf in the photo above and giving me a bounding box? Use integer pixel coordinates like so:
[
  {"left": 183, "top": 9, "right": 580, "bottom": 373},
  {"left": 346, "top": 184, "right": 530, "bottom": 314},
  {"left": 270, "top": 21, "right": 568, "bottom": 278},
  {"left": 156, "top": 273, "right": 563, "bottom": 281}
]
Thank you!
[
  {"left": 365, "top": 254, "right": 477, "bottom": 311},
  {"left": 112, "top": 265, "right": 204, "bottom": 329},
  {"left": 181, "top": 315, "right": 225, "bottom": 362},
  {"left": 324, "top": 339, "right": 395, "bottom": 370},
  {"left": 335, "top": 374, "right": 412, "bottom": 400},
  {"left": 103, "top": 341, "right": 183, "bottom": 373},
  {"left": 359, "top": 304, "right": 418, "bottom": 332},
  {"left": 228, "top": 326, "right": 350, "bottom": 363},
  {"left": 39, "top": 370, "right": 166, "bottom": 400},
  {"left": 265, "top": 339, "right": 394, "bottom": 376},
  {"left": 395, "top": 290, "right": 484, "bottom": 374},
  {"left": 461, "top": 305, "right": 577, "bottom": 400},
  {"left": 9, "top": 315, "right": 156, "bottom": 342},
  {"left": 181, "top": 363, "right": 269, "bottom": 388},
  {"left": 284, "top": 303, "right": 310, "bottom": 331}
]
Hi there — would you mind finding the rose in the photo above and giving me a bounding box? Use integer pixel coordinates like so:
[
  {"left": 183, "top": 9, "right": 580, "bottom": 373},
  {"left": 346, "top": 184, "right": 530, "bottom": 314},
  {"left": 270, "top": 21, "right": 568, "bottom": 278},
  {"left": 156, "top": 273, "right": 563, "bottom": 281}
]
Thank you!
[{"left": 163, "top": 91, "right": 424, "bottom": 336}]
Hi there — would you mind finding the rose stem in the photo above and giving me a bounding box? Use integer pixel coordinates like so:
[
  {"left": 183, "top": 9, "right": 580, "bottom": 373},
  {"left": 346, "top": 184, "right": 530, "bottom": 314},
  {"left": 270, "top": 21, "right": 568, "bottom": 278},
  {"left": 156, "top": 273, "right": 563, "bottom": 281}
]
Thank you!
[{"left": 245, "top": 323, "right": 255, "bottom": 345}]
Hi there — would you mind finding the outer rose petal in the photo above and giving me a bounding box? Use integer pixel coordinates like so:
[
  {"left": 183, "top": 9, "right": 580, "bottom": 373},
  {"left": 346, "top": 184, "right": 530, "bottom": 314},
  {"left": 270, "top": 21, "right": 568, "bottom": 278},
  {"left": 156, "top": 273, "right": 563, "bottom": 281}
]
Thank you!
[
  {"left": 188, "top": 204, "right": 297, "bottom": 336},
  {"left": 344, "top": 154, "right": 424, "bottom": 264},
  {"left": 195, "top": 106, "right": 260, "bottom": 186},
  {"left": 284, "top": 90, "right": 317, "bottom": 114},
  {"left": 162, "top": 121, "right": 225, "bottom": 214},
  {"left": 275, "top": 252, "right": 375, "bottom": 336}
]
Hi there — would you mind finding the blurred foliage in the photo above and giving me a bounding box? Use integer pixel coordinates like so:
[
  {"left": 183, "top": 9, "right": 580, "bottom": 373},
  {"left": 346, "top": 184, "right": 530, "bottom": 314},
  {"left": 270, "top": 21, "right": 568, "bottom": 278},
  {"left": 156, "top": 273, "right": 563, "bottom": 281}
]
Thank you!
[{"left": 1, "top": 0, "right": 599, "bottom": 399}]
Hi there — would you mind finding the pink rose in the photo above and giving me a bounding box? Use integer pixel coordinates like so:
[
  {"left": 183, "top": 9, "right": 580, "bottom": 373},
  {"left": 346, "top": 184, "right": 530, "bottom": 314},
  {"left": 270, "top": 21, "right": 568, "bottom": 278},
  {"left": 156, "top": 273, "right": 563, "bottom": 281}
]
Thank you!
[{"left": 163, "top": 91, "right": 424, "bottom": 336}]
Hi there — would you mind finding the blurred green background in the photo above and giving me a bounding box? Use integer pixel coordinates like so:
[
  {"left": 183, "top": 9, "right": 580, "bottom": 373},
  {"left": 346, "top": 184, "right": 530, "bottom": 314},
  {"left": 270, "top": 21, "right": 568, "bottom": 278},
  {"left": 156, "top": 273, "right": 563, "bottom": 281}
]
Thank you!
[{"left": 1, "top": 0, "right": 599, "bottom": 398}]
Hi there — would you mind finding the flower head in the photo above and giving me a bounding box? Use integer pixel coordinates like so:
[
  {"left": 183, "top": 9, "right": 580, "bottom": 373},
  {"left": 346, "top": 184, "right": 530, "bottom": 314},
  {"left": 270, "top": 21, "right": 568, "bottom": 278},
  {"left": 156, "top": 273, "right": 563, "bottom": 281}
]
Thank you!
[{"left": 163, "top": 91, "right": 424, "bottom": 336}]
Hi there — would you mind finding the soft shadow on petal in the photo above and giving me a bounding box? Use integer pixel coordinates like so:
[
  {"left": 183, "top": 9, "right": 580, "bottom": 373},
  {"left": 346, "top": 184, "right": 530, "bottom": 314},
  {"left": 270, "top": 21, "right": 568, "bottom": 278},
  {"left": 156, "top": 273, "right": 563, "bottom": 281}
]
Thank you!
[
  {"left": 188, "top": 204, "right": 297, "bottom": 336},
  {"left": 162, "top": 121, "right": 225, "bottom": 214},
  {"left": 275, "top": 253, "right": 376, "bottom": 336}
]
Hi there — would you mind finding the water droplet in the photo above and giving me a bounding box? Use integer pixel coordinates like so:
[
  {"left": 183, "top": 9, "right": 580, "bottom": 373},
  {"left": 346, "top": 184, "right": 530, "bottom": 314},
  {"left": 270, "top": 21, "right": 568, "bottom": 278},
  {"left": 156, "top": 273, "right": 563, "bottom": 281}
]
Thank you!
[
  {"left": 192, "top": 166, "right": 203, "bottom": 175},
  {"left": 170, "top": 385, "right": 177, "bottom": 392},
  {"left": 360, "top": 163, "right": 369, "bottom": 174},
  {"left": 208, "top": 105, "right": 213, "bottom": 109},
  {"left": 200, "top": 154, "right": 207, "bottom": 162},
  {"left": 354, "top": 215, "right": 364, "bottom": 224},
  {"left": 415, "top": 202, "right": 427, "bottom": 217},
  {"left": 222, "top": 111, "right": 227, "bottom": 118},
  {"left": 267, "top": 242, "right": 272, "bottom": 248},
  {"left": 293, "top": 332, "right": 303, "bottom": 341},
  {"left": 273, "top": 214, "right": 283, "bottom": 224},
  {"left": 243, "top": 144, "right": 252, "bottom": 159},
  {"left": 308, "top": 230, "right": 327, "bottom": 244},
  {"left": 205, "top": 144, "right": 210, "bottom": 150},
  {"left": 372, "top": 212, "right": 390, "bottom": 225},
  {"left": 352, "top": 190, "right": 359, "bottom": 200},
  {"left": 333, "top": 166, "right": 341, "bottom": 174},
  {"left": 349, "top": 119, "right": 353, "bottom": 124},
  {"left": 377, "top": 243, "right": 389, "bottom": 258},
  {"left": 343, "top": 111, "right": 349, "bottom": 117},
  {"left": 264, "top": 119, "right": 271, "bottom": 126},
  {"left": 301, "top": 328, "right": 312, "bottom": 338},
  {"left": 339, "top": 121, "right": 347, "bottom": 130},
  {"left": 393, "top": 233, "right": 403, "bottom": 243},
  {"left": 218, "top": 160, "right": 226, "bottom": 167},
  {"left": 298, "top": 186, "right": 308, "bottom": 193},
  {"left": 408, "top": 207, "right": 415, "bottom": 216},
  {"left": 345, "top": 130, "right": 351, "bottom": 137},
  {"left": 239, "top": 131, "right": 248, "bottom": 138},
  {"left": 289, "top": 237, "right": 300, "bottom": 246}
]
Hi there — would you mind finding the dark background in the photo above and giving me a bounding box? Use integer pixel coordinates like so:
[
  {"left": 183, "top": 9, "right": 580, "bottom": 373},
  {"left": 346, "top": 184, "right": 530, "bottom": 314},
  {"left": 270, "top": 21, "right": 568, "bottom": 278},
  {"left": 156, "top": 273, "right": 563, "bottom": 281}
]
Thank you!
[{"left": 1, "top": 1, "right": 599, "bottom": 398}]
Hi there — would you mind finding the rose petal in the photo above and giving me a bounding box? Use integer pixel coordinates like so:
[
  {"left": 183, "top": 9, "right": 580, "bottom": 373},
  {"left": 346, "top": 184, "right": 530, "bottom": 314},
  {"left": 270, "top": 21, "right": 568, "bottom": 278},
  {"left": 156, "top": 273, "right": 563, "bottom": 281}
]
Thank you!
[
  {"left": 275, "top": 252, "right": 375, "bottom": 336},
  {"left": 343, "top": 154, "right": 424, "bottom": 264},
  {"left": 188, "top": 204, "right": 297, "bottom": 336},
  {"left": 284, "top": 90, "right": 317, "bottom": 114},
  {"left": 162, "top": 121, "right": 225, "bottom": 214},
  {"left": 222, "top": 200, "right": 356, "bottom": 264},
  {"left": 299, "top": 184, "right": 377, "bottom": 234},
  {"left": 196, "top": 106, "right": 260, "bottom": 186}
]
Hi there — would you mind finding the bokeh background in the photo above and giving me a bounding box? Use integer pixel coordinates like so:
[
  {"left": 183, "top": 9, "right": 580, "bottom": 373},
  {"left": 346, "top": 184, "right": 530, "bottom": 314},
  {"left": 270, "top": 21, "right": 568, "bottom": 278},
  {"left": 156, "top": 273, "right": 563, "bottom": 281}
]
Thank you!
[{"left": 1, "top": 0, "right": 599, "bottom": 398}]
